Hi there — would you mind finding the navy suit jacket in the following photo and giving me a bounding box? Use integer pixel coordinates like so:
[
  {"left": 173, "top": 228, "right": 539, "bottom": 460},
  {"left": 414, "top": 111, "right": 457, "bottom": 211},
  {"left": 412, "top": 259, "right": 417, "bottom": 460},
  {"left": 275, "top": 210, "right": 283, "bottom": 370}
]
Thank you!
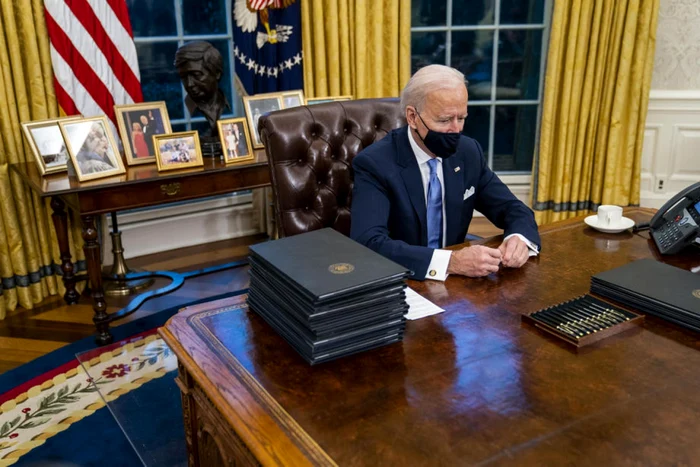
[{"left": 350, "top": 126, "right": 540, "bottom": 279}]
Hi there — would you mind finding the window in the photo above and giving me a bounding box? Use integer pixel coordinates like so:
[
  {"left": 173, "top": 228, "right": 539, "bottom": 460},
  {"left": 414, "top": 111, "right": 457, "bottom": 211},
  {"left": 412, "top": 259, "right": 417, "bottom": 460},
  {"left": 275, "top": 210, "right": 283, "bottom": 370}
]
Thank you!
[
  {"left": 411, "top": 0, "right": 551, "bottom": 175},
  {"left": 126, "top": 0, "right": 239, "bottom": 134}
]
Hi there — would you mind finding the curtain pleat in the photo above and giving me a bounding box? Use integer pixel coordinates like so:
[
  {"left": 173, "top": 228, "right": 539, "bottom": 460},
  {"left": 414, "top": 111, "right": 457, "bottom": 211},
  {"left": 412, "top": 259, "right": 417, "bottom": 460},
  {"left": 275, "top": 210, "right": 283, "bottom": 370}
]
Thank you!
[
  {"left": 302, "top": 0, "right": 411, "bottom": 99},
  {"left": 533, "top": 0, "right": 659, "bottom": 225},
  {"left": 0, "top": 0, "right": 85, "bottom": 318}
]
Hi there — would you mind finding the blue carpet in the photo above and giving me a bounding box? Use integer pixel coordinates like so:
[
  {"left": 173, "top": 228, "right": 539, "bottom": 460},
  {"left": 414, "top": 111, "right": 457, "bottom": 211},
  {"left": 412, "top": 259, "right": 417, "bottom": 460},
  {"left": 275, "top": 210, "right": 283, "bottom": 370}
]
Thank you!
[{"left": 3, "top": 289, "right": 247, "bottom": 467}]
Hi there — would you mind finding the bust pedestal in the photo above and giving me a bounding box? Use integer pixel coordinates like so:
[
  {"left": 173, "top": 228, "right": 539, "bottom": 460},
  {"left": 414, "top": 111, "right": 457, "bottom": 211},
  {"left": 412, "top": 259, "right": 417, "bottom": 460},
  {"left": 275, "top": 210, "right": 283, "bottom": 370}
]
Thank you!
[{"left": 200, "top": 135, "right": 223, "bottom": 159}]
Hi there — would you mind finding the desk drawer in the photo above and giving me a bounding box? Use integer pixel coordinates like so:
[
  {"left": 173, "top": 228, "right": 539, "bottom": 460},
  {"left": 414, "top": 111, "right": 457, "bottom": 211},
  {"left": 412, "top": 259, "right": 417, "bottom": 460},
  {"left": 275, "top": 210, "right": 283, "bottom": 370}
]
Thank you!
[{"left": 77, "top": 164, "right": 270, "bottom": 215}]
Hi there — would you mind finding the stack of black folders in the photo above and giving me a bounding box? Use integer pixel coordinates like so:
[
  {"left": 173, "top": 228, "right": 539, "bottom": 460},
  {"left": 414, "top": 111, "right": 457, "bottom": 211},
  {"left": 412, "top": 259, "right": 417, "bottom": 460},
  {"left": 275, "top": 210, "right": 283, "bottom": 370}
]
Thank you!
[
  {"left": 522, "top": 295, "right": 643, "bottom": 348},
  {"left": 591, "top": 259, "right": 700, "bottom": 332},
  {"left": 247, "top": 228, "right": 411, "bottom": 365}
]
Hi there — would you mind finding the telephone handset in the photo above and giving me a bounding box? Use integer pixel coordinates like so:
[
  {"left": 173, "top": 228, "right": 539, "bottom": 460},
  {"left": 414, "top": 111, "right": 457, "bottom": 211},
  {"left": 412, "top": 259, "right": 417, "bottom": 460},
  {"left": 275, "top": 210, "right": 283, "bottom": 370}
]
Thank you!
[{"left": 647, "top": 181, "right": 700, "bottom": 255}]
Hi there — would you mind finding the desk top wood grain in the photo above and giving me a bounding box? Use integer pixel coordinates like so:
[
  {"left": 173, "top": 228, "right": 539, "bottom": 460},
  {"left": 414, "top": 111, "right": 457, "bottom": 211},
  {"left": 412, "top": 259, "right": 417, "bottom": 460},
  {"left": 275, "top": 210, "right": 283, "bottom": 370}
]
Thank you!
[{"left": 160, "top": 208, "right": 700, "bottom": 466}]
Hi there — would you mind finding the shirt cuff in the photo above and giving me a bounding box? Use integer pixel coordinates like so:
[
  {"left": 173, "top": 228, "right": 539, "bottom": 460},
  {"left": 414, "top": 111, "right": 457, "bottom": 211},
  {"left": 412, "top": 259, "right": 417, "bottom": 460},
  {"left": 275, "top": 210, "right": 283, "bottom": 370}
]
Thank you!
[
  {"left": 504, "top": 233, "right": 539, "bottom": 257},
  {"left": 425, "top": 249, "right": 452, "bottom": 281}
]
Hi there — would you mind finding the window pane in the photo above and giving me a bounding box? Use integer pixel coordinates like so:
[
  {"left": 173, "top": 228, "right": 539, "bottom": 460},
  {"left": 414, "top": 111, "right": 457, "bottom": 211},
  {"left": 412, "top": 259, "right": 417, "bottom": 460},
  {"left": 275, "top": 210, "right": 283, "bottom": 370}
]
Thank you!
[
  {"left": 452, "top": 0, "right": 495, "bottom": 26},
  {"left": 500, "top": 0, "right": 545, "bottom": 25},
  {"left": 496, "top": 29, "right": 542, "bottom": 100},
  {"left": 493, "top": 105, "right": 537, "bottom": 172},
  {"left": 172, "top": 122, "right": 189, "bottom": 133},
  {"left": 137, "top": 42, "right": 184, "bottom": 119},
  {"left": 126, "top": 0, "right": 176, "bottom": 37},
  {"left": 411, "top": 0, "right": 447, "bottom": 27},
  {"left": 452, "top": 31, "right": 494, "bottom": 102},
  {"left": 182, "top": 0, "right": 227, "bottom": 35},
  {"left": 411, "top": 32, "right": 446, "bottom": 73},
  {"left": 462, "top": 105, "right": 490, "bottom": 155}
]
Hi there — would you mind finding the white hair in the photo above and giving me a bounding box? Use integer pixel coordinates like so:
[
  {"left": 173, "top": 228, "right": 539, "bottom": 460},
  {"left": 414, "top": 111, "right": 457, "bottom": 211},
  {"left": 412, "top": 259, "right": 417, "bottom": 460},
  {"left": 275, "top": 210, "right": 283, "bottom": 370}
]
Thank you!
[{"left": 400, "top": 65, "right": 467, "bottom": 112}]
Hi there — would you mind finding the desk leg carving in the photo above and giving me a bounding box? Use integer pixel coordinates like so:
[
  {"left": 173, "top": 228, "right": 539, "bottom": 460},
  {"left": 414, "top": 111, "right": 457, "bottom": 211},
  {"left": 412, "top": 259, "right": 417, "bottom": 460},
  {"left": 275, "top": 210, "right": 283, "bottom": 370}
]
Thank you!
[
  {"left": 50, "top": 197, "right": 80, "bottom": 304},
  {"left": 82, "top": 215, "right": 112, "bottom": 345}
]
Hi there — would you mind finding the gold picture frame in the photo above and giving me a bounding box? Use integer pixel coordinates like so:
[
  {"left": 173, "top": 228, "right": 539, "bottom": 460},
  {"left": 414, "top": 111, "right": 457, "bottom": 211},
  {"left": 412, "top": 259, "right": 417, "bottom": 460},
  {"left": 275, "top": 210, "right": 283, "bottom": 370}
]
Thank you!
[
  {"left": 306, "top": 95, "right": 353, "bottom": 105},
  {"left": 153, "top": 131, "right": 204, "bottom": 172},
  {"left": 242, "top": 94, "right": 283, "bottom": 148},
  {"left": 59, "top": 116, "right": 126, "bottom": 182},
  {"left": 114, "top": 101, "right": 172, "bottom": 166},
  {"left": 21, "top": 116, "right": 82, "bottom": 175},
  {"left": 217, "top": 117, "right": 255, "bottom": 164},
  {"left": 281, "top": 90, "right": 305, "bottom": 109}
]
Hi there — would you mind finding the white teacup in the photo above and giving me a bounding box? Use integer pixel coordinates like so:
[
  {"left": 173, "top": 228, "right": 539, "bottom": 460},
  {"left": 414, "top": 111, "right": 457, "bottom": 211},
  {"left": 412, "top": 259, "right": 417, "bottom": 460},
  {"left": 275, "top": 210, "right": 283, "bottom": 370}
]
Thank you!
[{"left": 597, "top": 205, "right": 623, "bottom": 226}]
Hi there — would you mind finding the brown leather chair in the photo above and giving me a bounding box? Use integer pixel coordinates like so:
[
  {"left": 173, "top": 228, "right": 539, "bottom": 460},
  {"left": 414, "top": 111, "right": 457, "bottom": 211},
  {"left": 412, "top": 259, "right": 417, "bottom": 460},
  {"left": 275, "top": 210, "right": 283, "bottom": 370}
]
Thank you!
[{"left": 259, "top": 98, "right": 406, "bottom": 238}]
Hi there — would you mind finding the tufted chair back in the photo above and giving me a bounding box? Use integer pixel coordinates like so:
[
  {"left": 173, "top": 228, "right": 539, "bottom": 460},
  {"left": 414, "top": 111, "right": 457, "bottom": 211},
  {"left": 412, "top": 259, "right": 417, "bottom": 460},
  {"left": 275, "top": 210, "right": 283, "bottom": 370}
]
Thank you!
[{"left": 259, "top": 98, "right": 406, "bottom": 238}]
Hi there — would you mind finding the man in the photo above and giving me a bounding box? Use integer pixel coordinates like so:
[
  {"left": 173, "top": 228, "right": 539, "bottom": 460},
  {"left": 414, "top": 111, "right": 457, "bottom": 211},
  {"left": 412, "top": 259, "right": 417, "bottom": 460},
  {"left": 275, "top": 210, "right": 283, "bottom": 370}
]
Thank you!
[
  {"left": 351, "top": 64, "right": 540, "bottom": 280},
  {"left": 174, "top": 41, "right": 230, "bottom": 136},
  {"left": 139, "top": 114, "right": 155, "bottom": 156}
]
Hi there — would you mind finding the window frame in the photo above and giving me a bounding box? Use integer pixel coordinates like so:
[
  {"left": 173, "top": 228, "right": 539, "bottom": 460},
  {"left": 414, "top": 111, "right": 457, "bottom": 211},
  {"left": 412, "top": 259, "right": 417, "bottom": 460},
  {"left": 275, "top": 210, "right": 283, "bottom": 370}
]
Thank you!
[
  {"left": 131, "top": 0, "right": 238, "bottom": 131},
  {"left": 410, "top": 0, "right": 553, "bottom": 179}
]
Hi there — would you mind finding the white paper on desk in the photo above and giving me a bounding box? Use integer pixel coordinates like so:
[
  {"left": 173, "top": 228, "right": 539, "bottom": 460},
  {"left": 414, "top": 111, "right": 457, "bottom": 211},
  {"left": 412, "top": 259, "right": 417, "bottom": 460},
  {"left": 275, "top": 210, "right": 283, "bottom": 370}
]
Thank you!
[{"left": 404, "top": 287, "right": 444, "bottom": 320}]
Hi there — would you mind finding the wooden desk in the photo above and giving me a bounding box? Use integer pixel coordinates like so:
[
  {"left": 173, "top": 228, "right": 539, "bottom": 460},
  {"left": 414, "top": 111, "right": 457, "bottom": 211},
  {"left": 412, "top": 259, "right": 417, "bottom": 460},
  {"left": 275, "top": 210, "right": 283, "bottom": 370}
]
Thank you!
[
  {"left": 160, "top": 208, "right": 700, "bottom": 466},
  {"left": 10, "top": 151, "right": 270, "bottom": 344}
]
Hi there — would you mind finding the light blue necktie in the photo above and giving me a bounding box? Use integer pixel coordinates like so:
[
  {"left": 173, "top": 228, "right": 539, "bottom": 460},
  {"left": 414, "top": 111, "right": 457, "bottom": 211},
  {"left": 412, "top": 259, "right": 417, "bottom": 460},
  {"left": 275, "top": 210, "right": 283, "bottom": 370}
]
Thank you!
[{"left": 426, "top": 158, "right": 443, "bottom": 248}]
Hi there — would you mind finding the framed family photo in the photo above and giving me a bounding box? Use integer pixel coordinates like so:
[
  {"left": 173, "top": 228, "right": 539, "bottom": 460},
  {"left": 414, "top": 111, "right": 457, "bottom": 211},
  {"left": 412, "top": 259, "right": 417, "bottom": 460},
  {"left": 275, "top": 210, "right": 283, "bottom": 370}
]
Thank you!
[
  {"left": 153, "top": 131, "right": 203, "bottom": 172},
  {"left": 21, "top": 116, "right": 82, "bottom": 175},
  {"left": 114, "top": 101, "right": 171, "bottom": 165},
  {"left": 281, "top": 90, "right": 305, "bottom": 109},
  {"left": 306, "top": 95, "right": 353, "bottom": 105},
  {"left": 58, "top": 116, "right": 126, "bottom": 182},
  {"left": 243, "top": 94, "right": 283, "bottom": 148},
  {"left": 217, "top": 118, "right": 254, "bottom": 164}
]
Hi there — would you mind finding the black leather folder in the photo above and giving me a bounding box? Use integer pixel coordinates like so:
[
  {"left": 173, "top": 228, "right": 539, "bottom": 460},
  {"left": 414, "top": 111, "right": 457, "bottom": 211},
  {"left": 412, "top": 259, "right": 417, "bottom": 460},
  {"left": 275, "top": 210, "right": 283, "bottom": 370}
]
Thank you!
[
  {"left": 591, "top": 259, "right": 700, "bottom": 330},
  {"left": 248, "top": 228, "right": 410, "bottom": 303}
]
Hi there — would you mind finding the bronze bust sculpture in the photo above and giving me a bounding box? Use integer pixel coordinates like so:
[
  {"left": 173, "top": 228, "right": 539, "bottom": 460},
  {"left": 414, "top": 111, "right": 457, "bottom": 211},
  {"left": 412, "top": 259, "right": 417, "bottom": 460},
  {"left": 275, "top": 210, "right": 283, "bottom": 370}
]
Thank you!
[{"left": 174, "top": 41, "right": 230, "bottom": 138}]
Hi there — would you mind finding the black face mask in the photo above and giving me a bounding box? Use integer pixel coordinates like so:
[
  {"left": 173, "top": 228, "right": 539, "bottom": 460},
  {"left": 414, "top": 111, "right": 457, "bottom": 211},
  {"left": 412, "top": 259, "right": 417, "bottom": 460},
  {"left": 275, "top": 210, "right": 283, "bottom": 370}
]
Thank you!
[{"left": 415, "top": 113, "right": 461, "bottom": 159}]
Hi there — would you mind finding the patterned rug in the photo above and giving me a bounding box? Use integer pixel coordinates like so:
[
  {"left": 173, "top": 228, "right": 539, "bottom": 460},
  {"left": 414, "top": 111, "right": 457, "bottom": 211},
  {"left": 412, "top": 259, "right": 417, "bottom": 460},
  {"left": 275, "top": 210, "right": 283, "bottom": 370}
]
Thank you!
[{"left": 0, "top": 291, "right": 245, "bottom": 467}]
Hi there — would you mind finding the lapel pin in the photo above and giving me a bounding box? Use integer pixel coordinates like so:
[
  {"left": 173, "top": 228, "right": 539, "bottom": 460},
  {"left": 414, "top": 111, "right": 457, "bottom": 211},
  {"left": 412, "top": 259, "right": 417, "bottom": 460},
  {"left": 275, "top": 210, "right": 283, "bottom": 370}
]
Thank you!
[{"left": 454, "top": 167, "right": 461, "bottom": 172}]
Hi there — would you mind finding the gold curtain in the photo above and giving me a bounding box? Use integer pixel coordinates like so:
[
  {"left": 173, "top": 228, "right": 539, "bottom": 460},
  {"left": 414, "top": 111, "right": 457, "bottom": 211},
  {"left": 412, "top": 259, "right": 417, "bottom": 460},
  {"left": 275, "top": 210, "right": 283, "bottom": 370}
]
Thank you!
[
  {"left": 301, "top": 0, "right": 411, "bottom": 99},
  {"left": 0, "top": 0, "right": 85, "bottom": 318},
  {"left": 532, "top": 0, "right": 659, "bottom": 225}
]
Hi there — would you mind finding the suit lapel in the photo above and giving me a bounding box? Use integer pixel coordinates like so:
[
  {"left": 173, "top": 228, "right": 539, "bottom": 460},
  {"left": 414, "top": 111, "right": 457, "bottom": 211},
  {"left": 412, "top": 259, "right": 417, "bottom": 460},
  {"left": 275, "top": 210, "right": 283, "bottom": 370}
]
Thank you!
[
  {"left": 442, "top": 155, "right": 464, "bottom": 246},
  {"left": 396, "top": 128, "right": 427, "bottom": 245}
]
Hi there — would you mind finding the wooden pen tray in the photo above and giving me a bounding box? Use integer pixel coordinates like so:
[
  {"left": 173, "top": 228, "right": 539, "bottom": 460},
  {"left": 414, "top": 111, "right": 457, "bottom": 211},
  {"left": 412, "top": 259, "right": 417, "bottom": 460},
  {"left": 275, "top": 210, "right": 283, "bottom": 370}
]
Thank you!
[{"left": 522, "top": 294, "right": 644, "bottom": 348}]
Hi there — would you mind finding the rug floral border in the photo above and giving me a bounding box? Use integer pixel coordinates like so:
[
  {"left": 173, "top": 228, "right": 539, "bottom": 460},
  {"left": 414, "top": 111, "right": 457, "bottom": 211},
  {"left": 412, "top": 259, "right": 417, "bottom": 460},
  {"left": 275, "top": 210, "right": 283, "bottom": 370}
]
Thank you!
[{"left": 0, "top": 332, "right": 178, "bottom": 466}]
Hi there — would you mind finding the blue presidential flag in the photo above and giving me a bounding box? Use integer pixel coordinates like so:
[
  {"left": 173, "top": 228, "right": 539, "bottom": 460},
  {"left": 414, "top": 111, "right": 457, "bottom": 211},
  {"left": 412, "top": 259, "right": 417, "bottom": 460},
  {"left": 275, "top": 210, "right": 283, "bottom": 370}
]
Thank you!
[{"left": 233, "top": 0, "right": 303, "bottom": 94}]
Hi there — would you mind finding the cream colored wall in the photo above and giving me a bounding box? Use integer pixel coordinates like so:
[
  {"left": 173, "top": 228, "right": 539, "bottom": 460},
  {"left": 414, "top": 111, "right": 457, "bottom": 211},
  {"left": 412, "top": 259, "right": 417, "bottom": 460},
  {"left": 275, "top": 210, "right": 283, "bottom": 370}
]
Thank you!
[
  {"left": 640, "top": 0, "right": 700, "bottom": 209},
  {"left": 651, "top": 0, "right": 700, "bottom": 90}
]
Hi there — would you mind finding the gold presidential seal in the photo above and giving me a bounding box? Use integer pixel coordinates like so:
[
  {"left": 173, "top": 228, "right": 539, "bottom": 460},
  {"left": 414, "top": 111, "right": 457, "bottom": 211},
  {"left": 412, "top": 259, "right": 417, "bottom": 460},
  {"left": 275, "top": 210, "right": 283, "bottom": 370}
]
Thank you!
[
  {"left": 329, "top": 263, "right": 354, "bottom": 274},
  {"left": 693, "top": 289, "right": 700, "bottom": 300}
]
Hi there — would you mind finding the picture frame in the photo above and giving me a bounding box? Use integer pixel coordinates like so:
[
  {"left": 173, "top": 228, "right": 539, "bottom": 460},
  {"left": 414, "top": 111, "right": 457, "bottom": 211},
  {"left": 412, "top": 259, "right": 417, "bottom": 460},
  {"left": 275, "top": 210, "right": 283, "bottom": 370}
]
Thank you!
[
  {"left": 114, "top": 101, "right": 172, "bottom": 166},
  {"left": 21, "top": 116, "right": 82, "bottom": 175},
  {"left": 217, "top": 118, "right": 255, "bottom": 164},
  {"left": 281, "top": 90, "right": 305, "bottom": 109},
  {"left": 243, "top": 94, "right": 283, "bottom": 148},
  {"left": 59, "top": 116, "right": 126, "bottom": 182},
  {"left": 306, "top": 95, "right": 353, "bottom": 105},
  {"left": 153, "top": 131, "right": 204, "bottom": 172}
]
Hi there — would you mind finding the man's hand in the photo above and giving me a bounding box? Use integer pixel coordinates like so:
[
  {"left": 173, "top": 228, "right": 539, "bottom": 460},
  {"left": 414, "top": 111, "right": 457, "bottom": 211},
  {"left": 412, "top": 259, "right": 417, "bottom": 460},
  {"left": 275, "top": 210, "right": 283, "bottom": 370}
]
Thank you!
[
  {"left": 447, "top": 245, "right": 502, "bottom": 277},
  {"left": 498, "top": 236, "right": 529, "bottom": 268}
]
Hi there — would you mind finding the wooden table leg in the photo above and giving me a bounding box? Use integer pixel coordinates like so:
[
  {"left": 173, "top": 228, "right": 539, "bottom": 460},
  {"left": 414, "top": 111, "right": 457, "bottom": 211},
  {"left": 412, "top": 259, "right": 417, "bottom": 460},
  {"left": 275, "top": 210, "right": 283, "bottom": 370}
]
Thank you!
[
  {"left": 50, "top": 196, "right": 80, "bottom": 304},
  {"left": 82, "top": 214, "right": 112, "bottom": 345}
]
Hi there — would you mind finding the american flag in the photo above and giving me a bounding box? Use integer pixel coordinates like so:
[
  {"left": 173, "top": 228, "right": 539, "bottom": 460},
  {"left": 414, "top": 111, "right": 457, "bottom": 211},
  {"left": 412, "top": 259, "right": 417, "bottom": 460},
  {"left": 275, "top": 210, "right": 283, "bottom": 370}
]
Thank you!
[
  {"left": 43, "top": 0, "right": 143, "bottom": 122},
  {"left": 249, "top": 0, "right": 283, "bottom": 9}
]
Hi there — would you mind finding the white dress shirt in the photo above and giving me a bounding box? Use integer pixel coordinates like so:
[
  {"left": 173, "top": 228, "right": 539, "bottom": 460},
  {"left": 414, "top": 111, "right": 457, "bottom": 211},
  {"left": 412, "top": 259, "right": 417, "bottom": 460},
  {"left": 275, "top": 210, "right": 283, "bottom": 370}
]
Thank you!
[{"left": 406, "top": 129, "right": 538, "bottom": 281}]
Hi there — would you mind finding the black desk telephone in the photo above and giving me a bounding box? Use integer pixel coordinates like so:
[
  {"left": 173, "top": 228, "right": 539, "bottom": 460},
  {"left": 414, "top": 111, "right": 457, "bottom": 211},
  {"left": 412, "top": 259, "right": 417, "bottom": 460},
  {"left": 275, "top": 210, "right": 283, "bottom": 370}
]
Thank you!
[{"left": 644, "top": 181, "right": 700, "bottom": 255}]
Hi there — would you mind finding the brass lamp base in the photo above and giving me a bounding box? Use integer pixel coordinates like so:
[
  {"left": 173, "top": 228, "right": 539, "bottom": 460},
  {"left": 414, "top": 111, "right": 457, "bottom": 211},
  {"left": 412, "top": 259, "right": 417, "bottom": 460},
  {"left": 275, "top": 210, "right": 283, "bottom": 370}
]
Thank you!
[{"left": 103, "top": 230, "right": 154, "bottom": 296}]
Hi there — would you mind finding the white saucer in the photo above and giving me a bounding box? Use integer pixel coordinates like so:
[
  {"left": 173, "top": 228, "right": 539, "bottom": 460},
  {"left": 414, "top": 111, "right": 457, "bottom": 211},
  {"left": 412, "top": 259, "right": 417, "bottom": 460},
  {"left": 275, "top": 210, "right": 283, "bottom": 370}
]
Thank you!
[{"left": 584, "top": 215, "right": 635, "bottom": 233}]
